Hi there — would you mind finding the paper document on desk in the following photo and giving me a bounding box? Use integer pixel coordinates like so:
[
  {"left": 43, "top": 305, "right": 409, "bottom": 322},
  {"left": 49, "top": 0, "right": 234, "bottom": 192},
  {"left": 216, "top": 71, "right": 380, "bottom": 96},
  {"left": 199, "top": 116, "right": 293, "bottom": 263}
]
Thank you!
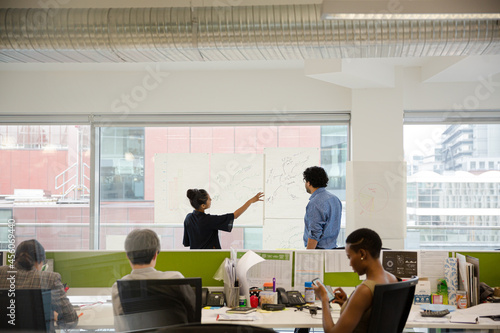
[
  {"left": 408, "top": 312, "right": 450, "bottom": 324},
  {"left": 453, "top": 303, "right": 500, "bottom": 317},
  {"left": 450, "top": 313, "right": 478, "bottom": 324},
  {"left": 217, "top": 313, "right": 257, "bottom": 321}
]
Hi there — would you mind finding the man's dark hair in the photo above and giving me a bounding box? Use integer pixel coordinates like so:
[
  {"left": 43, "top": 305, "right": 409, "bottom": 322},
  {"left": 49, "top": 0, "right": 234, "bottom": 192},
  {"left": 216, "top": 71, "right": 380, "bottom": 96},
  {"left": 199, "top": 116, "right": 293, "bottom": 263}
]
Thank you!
[
  {"left": 345, "top": 228, "right": 383, "bottom": 259},
  {"left": 125, "top": 229, "right": 161, "bottom": 265},
  {"left": 303, "top": 166, "right": 329, "bottom": 188}
]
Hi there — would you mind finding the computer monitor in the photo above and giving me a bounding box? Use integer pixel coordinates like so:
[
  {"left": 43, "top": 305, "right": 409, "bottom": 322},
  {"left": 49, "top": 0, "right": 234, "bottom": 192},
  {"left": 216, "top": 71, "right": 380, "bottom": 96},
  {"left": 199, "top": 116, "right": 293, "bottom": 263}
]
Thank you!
[
  {"left": 116, "top": 278, "right": 202, "bottom": 332},
  {"left": 0, "top": 289, "right": 53, "bottom": 332}
]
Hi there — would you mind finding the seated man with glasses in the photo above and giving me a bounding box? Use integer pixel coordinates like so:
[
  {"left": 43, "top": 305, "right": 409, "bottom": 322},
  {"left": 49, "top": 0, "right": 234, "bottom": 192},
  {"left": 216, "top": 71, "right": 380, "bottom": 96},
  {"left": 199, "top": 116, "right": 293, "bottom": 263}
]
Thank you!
[
  {"left": 112, "top": 229, "right": 195, "bottom": 332},
  {"left": 0, "top": 239, "right": 78, "bottom": 332}
]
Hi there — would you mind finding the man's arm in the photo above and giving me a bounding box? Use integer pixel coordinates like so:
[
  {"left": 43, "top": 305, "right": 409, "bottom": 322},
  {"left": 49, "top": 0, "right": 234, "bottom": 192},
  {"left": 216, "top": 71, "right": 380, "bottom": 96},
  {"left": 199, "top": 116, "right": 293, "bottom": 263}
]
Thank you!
[
  {"left": 306, "top": 238, "right": 318, "bottom": 249},
  {"left": 306, "top": 203, "right": 325, "bottom": 249}
]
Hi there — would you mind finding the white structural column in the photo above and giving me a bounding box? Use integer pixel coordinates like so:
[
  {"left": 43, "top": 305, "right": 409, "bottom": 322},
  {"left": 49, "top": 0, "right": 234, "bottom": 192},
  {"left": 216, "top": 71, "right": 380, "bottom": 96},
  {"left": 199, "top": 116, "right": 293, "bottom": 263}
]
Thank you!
[{"left": 348, "top": 68, "right": 406, "bottom": 249}]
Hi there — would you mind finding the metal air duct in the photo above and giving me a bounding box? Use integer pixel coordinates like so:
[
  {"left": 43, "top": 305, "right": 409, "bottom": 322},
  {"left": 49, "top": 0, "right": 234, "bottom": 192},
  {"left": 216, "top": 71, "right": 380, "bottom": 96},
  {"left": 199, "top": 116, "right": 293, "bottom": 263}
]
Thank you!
[{"left": 0, "top": 5, "right": 499, "bottom": 63}]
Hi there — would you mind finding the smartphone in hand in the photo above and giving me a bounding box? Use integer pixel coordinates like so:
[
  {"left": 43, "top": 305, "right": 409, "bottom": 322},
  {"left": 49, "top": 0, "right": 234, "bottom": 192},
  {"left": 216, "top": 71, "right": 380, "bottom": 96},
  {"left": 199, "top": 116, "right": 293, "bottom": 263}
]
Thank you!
[{"left": 312, "top": 277, "right": 337, "bottom": 302}]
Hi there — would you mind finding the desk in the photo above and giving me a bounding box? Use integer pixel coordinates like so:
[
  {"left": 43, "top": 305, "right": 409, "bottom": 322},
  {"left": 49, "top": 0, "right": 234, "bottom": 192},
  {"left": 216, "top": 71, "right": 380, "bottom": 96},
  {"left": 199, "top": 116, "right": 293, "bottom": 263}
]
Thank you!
[
  {"left": 202, "top": 307, "right": 329, "bottom": 329},
  {"left": 75, "top": 303, "right": 328, "bottom": 330},
  {"left": 406, "top": 304, "right": 500, "bottom": 332},
  {"left": 74, "top": 302, "right": 500, "bottom": 332}
]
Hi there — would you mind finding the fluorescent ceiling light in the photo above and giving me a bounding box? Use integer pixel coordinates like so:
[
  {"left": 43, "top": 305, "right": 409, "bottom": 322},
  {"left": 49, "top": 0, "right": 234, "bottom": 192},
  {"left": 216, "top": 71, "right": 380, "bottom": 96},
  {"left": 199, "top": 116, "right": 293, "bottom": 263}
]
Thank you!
[{"left": 321, "top": 0, "right": 500, "bottom": 20}]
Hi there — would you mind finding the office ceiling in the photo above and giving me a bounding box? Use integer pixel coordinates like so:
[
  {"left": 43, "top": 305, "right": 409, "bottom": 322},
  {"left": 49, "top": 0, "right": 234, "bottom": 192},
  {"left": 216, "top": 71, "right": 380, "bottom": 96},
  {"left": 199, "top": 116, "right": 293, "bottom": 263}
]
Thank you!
[{"left": 0, "top": 0, "right": 499, "bottom": 88}]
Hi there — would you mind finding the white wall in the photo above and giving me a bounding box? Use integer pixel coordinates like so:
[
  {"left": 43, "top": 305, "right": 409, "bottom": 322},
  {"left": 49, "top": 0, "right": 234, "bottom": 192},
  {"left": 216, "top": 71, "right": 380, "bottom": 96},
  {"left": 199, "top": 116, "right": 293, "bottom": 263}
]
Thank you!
[
  {"left": 404, "top": 68, "right": 500, "bottom": 111},
  {"left": 0, "top": 66, "right": 351, "bottom": 114}
]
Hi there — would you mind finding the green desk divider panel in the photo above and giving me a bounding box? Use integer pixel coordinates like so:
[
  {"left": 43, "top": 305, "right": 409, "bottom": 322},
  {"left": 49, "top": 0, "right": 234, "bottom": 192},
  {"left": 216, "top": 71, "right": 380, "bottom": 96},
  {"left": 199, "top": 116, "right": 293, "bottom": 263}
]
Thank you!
[
  {"left": 455, "top": 252, "right": 500, "bottom": 287},
  {"left": 324, "top": 272, "right": 362, "bottom": 288},
  {"left": 47, "top": 251, "right": 230, "bottom": 288},
  {"left": 46, "top": 250, "right": 500, "bottom": 289},
  {"left": 156, "top": 251, "right": 230, "bottom": 287}
]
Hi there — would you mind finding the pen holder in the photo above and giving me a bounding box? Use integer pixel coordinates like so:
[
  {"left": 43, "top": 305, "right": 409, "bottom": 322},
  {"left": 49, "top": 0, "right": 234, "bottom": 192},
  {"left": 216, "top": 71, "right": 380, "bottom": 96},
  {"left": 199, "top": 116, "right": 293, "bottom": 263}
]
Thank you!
[{"left": 225, "top": 286, "right": 240, "bottom": 308}]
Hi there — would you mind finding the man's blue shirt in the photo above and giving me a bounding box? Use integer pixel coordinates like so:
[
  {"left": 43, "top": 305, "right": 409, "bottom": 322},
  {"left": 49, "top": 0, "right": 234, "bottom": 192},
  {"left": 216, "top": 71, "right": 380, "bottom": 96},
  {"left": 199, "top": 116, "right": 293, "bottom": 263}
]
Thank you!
[{"left": 303, "top": 187, "right": 342, "bottom": 249}]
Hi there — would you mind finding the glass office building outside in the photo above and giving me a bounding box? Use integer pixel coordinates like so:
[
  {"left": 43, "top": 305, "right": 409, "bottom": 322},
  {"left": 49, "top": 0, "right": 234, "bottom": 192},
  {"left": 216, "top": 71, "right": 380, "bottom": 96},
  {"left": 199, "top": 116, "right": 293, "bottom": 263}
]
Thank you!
[{"left": 405, "top": 124, "right": 500, "bottom": 250}]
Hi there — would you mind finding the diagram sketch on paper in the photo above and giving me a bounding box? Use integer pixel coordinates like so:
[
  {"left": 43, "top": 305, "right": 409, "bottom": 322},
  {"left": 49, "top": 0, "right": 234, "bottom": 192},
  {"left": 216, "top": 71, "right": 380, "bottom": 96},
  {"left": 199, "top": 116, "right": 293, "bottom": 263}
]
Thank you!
[
  {"left": 264, "top": 148, "right": 320, "bottom": 218},
  {"left": 154, "top": 153, "right": 210, "bottom": 224},
  {"left": 346, "top": 161, "right": 406, "bottom": 239},
  {"left": 263, "top": 219, "right": 304, "bottom": 249},
  {"left": 357, "top": 183, "right": 389, "bottom": 215},
  {"left": 209, "top": 154, "right": 264, "bottom": 226}
]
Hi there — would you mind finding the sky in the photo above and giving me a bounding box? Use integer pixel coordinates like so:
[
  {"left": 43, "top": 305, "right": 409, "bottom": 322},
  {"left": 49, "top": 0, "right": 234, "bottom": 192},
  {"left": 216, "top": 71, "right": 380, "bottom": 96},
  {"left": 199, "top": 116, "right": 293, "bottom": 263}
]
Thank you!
[{"left": 403, "top": 125, "right": 447, "bottom": 161}]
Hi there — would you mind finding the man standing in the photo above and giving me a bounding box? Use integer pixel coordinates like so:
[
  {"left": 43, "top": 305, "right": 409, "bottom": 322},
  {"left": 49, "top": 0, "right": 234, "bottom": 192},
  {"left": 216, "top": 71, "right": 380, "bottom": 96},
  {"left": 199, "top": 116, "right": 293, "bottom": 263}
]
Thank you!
[{"left": 303, "top": 166, "right": 342, "bottom": 249}]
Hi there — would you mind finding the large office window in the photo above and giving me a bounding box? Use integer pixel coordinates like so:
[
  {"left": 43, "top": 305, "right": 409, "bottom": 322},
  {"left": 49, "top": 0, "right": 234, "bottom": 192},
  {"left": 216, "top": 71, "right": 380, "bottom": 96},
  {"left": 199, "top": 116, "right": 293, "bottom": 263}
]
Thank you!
[
  {"left": 0, "top": 116, "right": 348, "bottom": 251},
  {"left": 99, "top": 125, "right": 348, "bottom": 250},
  {"left": 404, "top": 123, "right": 500, "bottom": 250},
  {"left": 0, "top": 125, "right": 90, "bottom": 250}
]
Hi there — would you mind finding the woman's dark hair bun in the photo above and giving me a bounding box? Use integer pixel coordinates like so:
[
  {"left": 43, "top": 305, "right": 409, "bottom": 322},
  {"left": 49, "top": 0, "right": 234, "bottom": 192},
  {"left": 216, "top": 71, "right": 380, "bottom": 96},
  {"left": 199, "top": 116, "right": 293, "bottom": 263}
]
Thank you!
[
  {"left": 186, "top": 189, "right": 208, "bottom": 210},
  {"left": 186, "top": 189, "right": 196, "bottom": 200}
]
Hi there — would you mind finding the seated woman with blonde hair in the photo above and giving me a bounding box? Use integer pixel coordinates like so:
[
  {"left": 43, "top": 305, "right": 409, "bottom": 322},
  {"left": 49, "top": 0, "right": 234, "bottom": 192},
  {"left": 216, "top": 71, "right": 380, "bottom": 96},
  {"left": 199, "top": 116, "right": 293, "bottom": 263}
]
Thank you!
[{"left": 313, "top": 228, "right": 398, "bottom": 333}]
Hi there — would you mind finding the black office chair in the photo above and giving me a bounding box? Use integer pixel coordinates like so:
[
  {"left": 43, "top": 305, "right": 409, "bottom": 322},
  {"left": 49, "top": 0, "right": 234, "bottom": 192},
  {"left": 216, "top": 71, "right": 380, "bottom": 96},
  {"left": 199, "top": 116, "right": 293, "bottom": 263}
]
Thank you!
[
  {"left": 149, "top": 323, "right": 276, "bottom": 333},
  {"left": 0, "top": 289, "right": 53, "bottom": 332},
  {"left": 367, "top": 277, "right": 419, "bottom": 333},
  {"left": 116, "top": 278, "right": 202, "bottom": 332}
]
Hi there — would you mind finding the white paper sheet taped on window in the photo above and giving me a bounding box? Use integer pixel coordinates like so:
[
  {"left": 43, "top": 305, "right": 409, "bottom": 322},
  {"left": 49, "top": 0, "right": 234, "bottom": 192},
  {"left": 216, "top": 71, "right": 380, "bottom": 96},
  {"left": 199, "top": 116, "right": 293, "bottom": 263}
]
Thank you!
[
  {"left": 346, "top": 161, "right": 406, "bottom": 239},
  {"left": 209, "top": 153, "right": 264, "bottom": 226},
  {"left": 263, "top": 218, "right": 304, "bottom": 250},
  {"left": 154, "top": 153, "right": 210, "bottom": 224},
  {"left": 264, "top": 147, "right": 320, "bottom": 219}
]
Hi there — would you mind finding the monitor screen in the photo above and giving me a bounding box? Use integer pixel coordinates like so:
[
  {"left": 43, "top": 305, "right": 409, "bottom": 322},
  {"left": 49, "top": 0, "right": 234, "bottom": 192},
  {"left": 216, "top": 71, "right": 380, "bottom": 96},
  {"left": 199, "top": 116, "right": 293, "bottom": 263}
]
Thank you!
[{"left": 117, "top": 278, "right": 202, "bottom": 331}]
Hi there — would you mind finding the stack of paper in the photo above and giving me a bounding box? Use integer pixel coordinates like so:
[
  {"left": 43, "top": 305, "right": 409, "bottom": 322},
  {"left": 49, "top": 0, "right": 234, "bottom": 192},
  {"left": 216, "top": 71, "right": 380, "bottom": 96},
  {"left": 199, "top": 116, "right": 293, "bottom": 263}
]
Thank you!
[{"left": 456, "top": 254, "right": 480, "bottom": 307}]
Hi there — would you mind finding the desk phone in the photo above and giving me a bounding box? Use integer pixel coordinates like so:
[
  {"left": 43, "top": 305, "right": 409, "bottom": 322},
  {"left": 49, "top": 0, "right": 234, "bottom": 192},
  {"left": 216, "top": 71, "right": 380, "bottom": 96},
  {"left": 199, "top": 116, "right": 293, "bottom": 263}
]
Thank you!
[
  {"left": 277, "top": 288, "right": 306, "bottom": 306},
  {"left": 201, "top": 288, "right": 225, "bottom": 307}
]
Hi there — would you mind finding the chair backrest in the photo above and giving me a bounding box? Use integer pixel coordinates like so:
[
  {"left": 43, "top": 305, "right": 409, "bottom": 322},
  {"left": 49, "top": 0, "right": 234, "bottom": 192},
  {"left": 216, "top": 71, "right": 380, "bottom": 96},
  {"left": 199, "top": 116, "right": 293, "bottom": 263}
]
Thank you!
[
  {"left": 150, "top": 323, "right": 276, "bottom": 333},
  {"left": 117, "top": 278, "right": 202, "bottom": 332},
  {"left": 0, "top": 289, "right": 53, "bottom": 332},
  {"left": 367, "top": 277, "right": 419, "bottom": 333}
]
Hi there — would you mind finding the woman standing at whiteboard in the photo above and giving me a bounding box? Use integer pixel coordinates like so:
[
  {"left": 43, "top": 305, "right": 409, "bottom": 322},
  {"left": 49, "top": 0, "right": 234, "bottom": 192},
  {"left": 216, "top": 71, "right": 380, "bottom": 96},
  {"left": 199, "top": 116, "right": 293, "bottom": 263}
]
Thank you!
[{"left": 183, "top": 189, "right": 264, "bottom": 249}]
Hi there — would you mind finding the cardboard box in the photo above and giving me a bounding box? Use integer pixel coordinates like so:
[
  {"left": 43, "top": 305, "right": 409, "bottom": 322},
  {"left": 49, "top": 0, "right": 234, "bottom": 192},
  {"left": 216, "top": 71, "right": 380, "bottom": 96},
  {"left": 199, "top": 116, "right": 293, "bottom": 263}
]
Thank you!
[{"left": 414, "top": 280, "right": 431, "bottom": 304}]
